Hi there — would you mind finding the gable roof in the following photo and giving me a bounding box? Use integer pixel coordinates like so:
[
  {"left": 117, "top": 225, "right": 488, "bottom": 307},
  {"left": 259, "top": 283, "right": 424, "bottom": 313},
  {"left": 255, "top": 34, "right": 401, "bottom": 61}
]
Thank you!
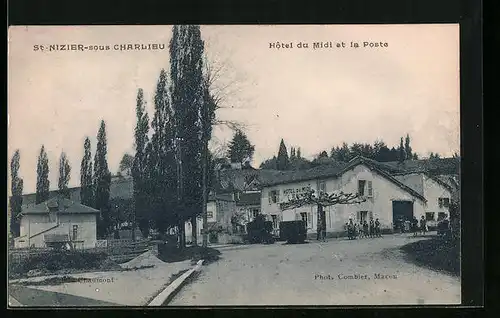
[
  {"left": 260, "top": 161, "right": 347, "bottom": 187},
  {"left": 343, "top": 157, "right": 427, "bottom": 202},
  {"left": 21, "top": 196, "right": 100, "bottom": 215},
  {"left": 261, "top": 156, "right": 427, "bottom": 202}
]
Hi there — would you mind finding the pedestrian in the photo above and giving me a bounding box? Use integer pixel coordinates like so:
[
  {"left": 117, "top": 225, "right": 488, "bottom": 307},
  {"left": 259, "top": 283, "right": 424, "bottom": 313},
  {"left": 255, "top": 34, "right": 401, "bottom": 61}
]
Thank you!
[
  {"left": 363, "top": 220, "right": 369, "bottom": 239},
  {"left": 412, "top": 216, "right": 418, "bottom": 236},
  {"left": 348, "top": 218, "right": 355, "bottom": 240},
  {"left": 375, "top": 218, "right": 381, "bottom": 237},
  {"left": 420, "top": 215, "right": 427, "bottom": 235},
  {"left": 369, "top": 218, "right": 375, "bottom": 238},
  {"left": 358, "top": 222, "right": 364, "bottom": 238}
]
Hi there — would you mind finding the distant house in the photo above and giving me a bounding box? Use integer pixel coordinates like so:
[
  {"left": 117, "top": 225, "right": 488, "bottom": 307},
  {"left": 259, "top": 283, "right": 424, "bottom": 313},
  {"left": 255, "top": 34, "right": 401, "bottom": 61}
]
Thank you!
[
  {"left": 235, "top": 191, "right": 261, "bottom": 223},
  {"left": 14, "top": 196, "right": 100, "bottom": 249},
  {"left": 184, "top": 193, "right": 236, "bottom": 245},
  {"left": 260, "top": 156, "right": 456, "bottom": 238}
]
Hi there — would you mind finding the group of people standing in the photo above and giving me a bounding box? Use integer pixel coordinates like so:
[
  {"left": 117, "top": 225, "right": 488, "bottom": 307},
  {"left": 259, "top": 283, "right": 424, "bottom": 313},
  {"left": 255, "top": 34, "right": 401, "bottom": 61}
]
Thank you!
[
  {"left": 398, "top": 215, "right": 428, "bottom": 236},
  {"left": 345, "top": 217, "right": 381, "bottom": 240}
]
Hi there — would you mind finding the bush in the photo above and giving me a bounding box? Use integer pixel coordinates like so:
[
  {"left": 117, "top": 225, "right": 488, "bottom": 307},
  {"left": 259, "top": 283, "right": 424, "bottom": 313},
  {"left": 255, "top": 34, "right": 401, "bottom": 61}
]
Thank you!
[
  {"left": 280, "top": 220, "right": 307, "bottom": 244},
  {"left": 8, "top": 250, "right": 108, "bottom": 278}
]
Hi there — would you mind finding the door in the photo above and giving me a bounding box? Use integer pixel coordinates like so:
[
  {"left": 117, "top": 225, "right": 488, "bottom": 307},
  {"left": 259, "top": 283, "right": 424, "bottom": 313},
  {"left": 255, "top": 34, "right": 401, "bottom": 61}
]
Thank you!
[{"left": 392, "top": 201, "right": 414, "bottom": 230}]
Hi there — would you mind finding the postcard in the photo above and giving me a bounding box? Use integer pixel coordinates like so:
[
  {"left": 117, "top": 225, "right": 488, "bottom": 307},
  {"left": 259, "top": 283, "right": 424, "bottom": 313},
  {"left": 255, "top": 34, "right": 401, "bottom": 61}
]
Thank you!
[{"left": 8, "top": 24, "right": 461, "bottom": 307}]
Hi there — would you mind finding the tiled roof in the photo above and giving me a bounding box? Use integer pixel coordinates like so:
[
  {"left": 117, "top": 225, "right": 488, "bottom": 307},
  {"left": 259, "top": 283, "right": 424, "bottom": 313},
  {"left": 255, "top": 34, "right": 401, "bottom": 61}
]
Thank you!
[
  {"left": 21, "top": 197, "right": 100, "bottom": 215},
  {"left": 236, "top": 192, "right": 261, "bottom": 206}
]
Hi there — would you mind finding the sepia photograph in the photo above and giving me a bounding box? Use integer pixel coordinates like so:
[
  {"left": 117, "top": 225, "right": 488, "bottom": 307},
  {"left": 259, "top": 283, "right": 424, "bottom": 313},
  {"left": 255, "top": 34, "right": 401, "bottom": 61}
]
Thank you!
[{"left": 7, "top": 24, "right": 461, "bottom": 307}]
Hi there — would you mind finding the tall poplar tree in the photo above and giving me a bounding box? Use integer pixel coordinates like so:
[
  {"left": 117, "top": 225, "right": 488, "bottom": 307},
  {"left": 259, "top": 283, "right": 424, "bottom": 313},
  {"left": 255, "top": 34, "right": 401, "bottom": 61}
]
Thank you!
[
  {"left": 132, "top": 88, "right": 150, "bottom": 238},
  {"left": 36, "top": 145, "right": 50, "bottom": 204},
  {"left": 94, "top": 121, "right": 111, "bottom": 237},
  {"left": 58, "top": 152, "right": 71, "bottom": 198},
  {"left": 80, "top": 137, "right": 94, "bottom": 207},
  {"left": 404, "top": 134, "right": 412, "bottom": 160},
  {"left": 398, "top": 137, "right": 405, "bottom": 163},
  {"left": 276, "top": 139, "right": 290, "bottom": 171},
  {"left": 170, "top": 25, "right": 206, "bottom": 248},
  {"left": 10, "top": 150, "right": 23, "bottom": 237},
  {"left": 150, "top": 69, "right": 177, "bottom": 235}
]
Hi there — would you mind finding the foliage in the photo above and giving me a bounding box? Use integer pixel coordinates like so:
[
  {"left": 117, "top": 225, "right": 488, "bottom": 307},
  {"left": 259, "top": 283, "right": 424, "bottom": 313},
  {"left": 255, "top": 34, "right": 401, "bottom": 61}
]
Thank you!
[
  {"left": 227, "top": 129, "right": 255, "bottom": 165},
  {"left": 148, "top": 69, "right": 178, "bottom": 235},
  {"left": 404, "top": 134, "right": 412, "bottom": 160},
  {"left": 80, "top": 137, "right": 94, "bottom": 207},
  {"left": 58, "top": 152, "right": 71, "bottom": 198},
  {"left": 277, "top": 139, "right": 289, "bottom": 171},
  {"left": 132, "top": 88, "right": 150, "bottom": 238},
  {"left": 8, "top": 250, "right": 109, "bottom": 277},
  {"left": 36, "top": 145, "right": 50, "bottom": 204},
  {"left": 119, "top": 153, "right": 134, "bottom": 176},
  {"left": 93, "top": 121, "right": 112, "bottom": 237},
  {"left": 10, "top": 150, "right": 23, "bottom": 237},
  {"left": 109, "top": 197, "right": 134, "bottom": 230},
  {"left": 281, "top": 188, "right": 365, "bottom": 241}
]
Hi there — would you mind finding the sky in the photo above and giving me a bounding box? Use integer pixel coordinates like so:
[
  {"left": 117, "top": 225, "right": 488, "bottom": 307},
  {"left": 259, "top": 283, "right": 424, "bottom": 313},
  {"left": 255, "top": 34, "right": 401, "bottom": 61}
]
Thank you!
[{"left": 8, "top": 24, "right": 460, "bottom": 194}]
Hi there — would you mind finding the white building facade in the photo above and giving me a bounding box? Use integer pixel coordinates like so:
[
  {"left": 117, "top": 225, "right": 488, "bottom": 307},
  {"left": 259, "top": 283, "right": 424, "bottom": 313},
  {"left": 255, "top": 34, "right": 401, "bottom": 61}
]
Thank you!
[{"left": 261, "top": 158, "right": 453, "bottom": 237}]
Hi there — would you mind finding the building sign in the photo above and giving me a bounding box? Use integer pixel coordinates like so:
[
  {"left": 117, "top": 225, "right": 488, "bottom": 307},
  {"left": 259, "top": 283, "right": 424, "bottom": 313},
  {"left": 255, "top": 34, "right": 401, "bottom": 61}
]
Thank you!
[{"left": 283, "top": 186, "right": 311, "bottom": 198}]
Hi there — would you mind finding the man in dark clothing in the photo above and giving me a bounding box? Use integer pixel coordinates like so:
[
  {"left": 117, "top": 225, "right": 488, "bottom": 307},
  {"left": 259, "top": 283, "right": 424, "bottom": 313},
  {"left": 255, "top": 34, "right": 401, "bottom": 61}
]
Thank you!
[
  {"left": 420, "top": 215, "right": 427, "bottom": 235},
  {"left": 369, "top": 218, "right": 375, "bottom": 238},
  {"left": 412, "top": 216, "right": 419, "bottom": 236},
  {"left": 375, "top": 218, "right": 381, "bottom": 237},
  {"left": 363, "top": 220, "right": 369, "bottom": 239}
]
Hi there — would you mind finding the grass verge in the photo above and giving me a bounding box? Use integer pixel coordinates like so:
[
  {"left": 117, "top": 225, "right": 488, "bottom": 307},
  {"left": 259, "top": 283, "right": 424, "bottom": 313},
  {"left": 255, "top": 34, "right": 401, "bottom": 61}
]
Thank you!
[{"left": 400, "top": 237, "right": 460, "bottom": 276}]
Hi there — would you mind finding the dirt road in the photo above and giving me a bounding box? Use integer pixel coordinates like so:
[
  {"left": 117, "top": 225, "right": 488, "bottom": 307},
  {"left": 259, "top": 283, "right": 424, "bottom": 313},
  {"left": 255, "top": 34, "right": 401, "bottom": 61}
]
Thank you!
[{"left": 169, "top": 234, "right": 461, "bottom": 305}]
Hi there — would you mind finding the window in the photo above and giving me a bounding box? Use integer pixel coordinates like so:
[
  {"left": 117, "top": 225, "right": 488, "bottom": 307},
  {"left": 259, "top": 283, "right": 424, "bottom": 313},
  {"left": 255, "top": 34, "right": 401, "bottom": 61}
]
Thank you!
[
  {"left": 269, "top": 190, "right": 279, "bottom": 204},
  {"left": 437, "top": 212, "right": 447, "bottom": 221},
  {"left": 72, "top": 225, "right": 78, "bottom": 241},
  {"left": 319, "top": 181, "right": 326, "bottom": 193},
  {"left": 358, "top": 180, "right": 366, "bottom": 196},
  {"left": 357, "top": 211, "right": 370, "bottom": 223},
  {"left": 300, "top": 212, "right": 308, "bottom": 227},
  {"left": 367, "top": 181, "right": 373, "bottom": 197},
  {"left": 438, "top": 198, "right": 450, "bottom": 208},
  {"left": 425, "top": 212, "right": 435, "bottom": 221}
]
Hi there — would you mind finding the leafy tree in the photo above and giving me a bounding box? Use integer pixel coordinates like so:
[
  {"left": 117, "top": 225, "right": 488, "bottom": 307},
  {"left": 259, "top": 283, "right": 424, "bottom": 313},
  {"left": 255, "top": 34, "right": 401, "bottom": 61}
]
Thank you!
[
  {"left": 296, "top": 147, "right": 302, "bottom": 159},
  {"left": 318, "top": 151, "right": 328, "bottom": 159},
  {"left": 80, "top": 137, "right": 94, "bottom": 207},
  {"left": 404, "top": 134, "right": 412, "bottom": 160},
  {"left": 276, "top": 139, "right": 289, "bottom": 171},
  {"left": 132, "top": 88, "right": 150, "bottom": 239},
  {"left": 227, "top": 130, "right": 255, "bottom": 165},
  {"left": 119, "top": 153, "right": 134, "bottom": 176},
  {"left": 36, "top": 145, "right": 50, "bottom": 204},
  {"left": 398, "top": 137, "right": 405, "bottom": 163},
  {"left": 10, "top": 150, "right": 23, "bottom": 238},
  {"left": 290, "top": 147, "right": 296, "bottom": 160},
  {"left": 94, "top": 120, "right": 112, "bottom": 237},
  {"left": 331, "top": 142, "right": 351, "bottom": 162},
  {"left": 58, "top": 152, "right": 71, "bottom": 198},
  {"left": 281, "top": 188, "right": 366, "bottom": 241},
  {"left": 260, "top": 156, "right": 278, "bottom": 170}
]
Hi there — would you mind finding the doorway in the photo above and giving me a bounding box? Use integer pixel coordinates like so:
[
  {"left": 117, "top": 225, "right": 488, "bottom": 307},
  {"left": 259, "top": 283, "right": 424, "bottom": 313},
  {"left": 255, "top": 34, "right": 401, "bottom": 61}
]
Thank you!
[{"left": 392, "top": 201, "right": 414, "bottom": 230}]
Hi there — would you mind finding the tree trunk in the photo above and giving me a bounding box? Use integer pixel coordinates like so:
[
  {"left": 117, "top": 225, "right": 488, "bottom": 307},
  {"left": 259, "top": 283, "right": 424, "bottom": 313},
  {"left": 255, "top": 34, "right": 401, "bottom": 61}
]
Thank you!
[
  {"left": 316, "top": 205, "right": 322, "bottom": 240},
  {"left": 202, "top": 138, "right": 209, "bottom": 248},
  {"left": 191, "top": 215, "right": 198, "bottom": 246}
]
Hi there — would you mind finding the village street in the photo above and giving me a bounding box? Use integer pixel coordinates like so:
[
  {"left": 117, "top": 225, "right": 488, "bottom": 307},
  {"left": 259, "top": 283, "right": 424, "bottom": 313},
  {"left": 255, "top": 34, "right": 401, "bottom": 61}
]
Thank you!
[{"left": 169, "top": 234, "right": 461, "bottom": 306}]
